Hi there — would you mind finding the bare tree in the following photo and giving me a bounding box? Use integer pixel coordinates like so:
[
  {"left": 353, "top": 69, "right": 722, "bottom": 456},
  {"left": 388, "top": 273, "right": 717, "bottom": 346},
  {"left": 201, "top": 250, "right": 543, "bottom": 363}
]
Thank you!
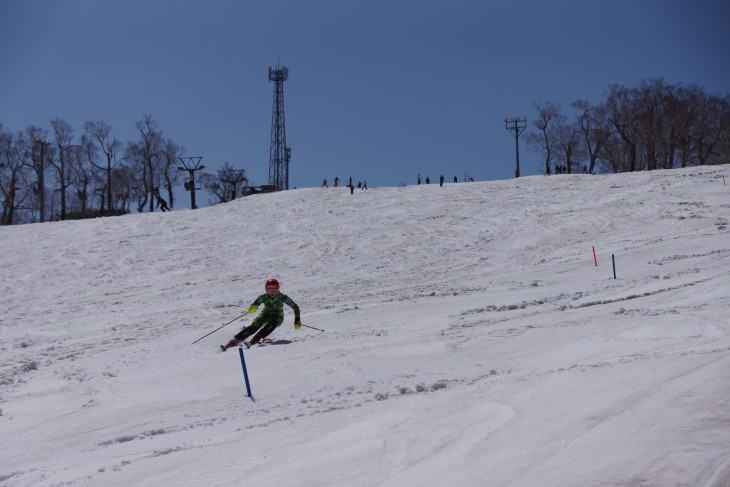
[
  {"left": 70, "top": 136, "right": 100, "bottom": 214},
  {"left": 634, "top": 80, "right": 661, "bottom": 171},
  {"left": 571, "top": 100, "right": 606, "bottom": 174},
  {"left": 218, "top": 162, "right": 248, "bottom": 201},
  {"left": 689, "top": 91, "right": 726, "bottom": 166},
  {"left": 110, "top": 162, "right": 140, "bottom": 212},
  {"left": 526, "top": 102, "right": 561, "bottom": 175},
  {"left": 671, "top": 84, "right": 702, "bottom": 168},
  {"left": 717, "top": 96, "right": 730, "bottom": 163},
  {"left": 125, "top": 143, "right": 149, "bottom": 213},
  {"left": 126, "top": 114, "right": 164, "bottom": 212},
  {"left": 553, "top": 122, "right": 584, "bottom": 174},
  {"left": 652, "top": 82, "right": 686, "bottom": 170},
  {"left": 19, "top": 126, "right": 52, "bottom": 222},
  {"left": 198, "top": 172, "right": 227, "bottom": 204},
  {"left": 49, "top": 118, "right": 78, "bottom": 220},
  {"left": 198, "top": 164, "right": 247, "bottom": 205},
  {"left": 1, "top": 126, "right": 33, "bottom": 225},
  {"left": 604, "top": 85, "right": 641, "bottom": 172},
  {"left": 84, "top": 120, "right": 121, "bottom": 213},
  {"left": 160, "top": 138, "right": 184, "bottom": 209},
  {"left": 534, "top": 80, "right": 730, "bottom": 174}
]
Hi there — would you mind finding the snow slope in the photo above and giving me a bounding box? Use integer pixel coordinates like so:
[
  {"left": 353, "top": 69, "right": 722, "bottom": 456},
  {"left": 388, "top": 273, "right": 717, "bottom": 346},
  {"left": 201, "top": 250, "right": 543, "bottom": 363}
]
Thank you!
[{"left": 1, "top": 165, "right": 729, "bottom": 486}]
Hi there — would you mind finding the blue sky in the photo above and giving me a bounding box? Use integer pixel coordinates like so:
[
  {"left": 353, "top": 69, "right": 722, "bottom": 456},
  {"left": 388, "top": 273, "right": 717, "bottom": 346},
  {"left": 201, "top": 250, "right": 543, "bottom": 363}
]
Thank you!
[{"left": 1, "top": 0, "right": 728, "bottom": 201}]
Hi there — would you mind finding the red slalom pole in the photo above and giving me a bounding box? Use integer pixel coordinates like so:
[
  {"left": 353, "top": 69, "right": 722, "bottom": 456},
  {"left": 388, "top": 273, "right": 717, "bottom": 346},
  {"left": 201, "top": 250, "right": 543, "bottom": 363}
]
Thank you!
[{"left": 592, "top": 246, "right": 598, "bottom": 266}]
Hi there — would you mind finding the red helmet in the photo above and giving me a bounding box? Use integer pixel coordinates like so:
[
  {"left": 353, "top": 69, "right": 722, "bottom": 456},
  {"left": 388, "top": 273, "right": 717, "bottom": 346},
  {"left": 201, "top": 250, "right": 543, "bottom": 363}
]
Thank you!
[{"left": 265, "top": 278, "right": 280, "bottom": 295}]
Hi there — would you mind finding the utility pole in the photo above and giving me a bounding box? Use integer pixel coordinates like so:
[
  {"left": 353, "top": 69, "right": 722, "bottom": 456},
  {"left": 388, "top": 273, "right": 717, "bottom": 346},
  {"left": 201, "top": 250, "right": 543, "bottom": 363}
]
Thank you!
[
  {"left": 178, "top": 157, "right": 205, "bottom": 209},
  {"left": 505, "top": 117, "right": 527, "bottom": 178},
  {"left": 269, "top": 63, "right": 288, "bottom": 190}
]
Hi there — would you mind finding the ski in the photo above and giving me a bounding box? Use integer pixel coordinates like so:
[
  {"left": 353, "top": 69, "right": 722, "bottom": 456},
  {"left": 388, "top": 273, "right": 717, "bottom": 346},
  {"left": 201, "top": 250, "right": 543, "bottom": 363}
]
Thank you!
[{"left": 220, "top": 338, "right": 274, "bottom": 352}]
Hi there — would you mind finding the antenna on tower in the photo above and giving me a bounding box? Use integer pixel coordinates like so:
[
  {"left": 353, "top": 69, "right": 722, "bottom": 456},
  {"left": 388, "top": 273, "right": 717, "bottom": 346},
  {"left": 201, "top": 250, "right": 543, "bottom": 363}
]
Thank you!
[{"left": 268, "top": 63, "right": 289, "bottom": 189}]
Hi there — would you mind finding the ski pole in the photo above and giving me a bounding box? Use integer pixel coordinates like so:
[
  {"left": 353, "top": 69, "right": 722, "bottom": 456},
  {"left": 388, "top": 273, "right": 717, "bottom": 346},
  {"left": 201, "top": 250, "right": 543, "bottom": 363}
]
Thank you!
[
  {"left": 191, "top": 313, "right": 247, "bottom": 344},
  {"left": 301, "top": 324, "right": 325, "bottom": 333}
]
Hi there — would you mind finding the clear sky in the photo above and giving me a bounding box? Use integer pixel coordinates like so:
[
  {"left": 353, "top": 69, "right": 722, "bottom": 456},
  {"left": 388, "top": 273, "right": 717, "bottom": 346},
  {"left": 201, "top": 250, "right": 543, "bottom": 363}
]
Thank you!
[{"left": 1, "top": 0, "right": 728, "bottom": 199}]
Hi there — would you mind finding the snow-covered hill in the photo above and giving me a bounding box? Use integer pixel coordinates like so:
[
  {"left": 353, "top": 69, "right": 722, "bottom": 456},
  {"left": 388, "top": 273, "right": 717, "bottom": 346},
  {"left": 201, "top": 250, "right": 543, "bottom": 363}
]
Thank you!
[{"left": 2, "top": 166, "right": 729, "bottom": 486}]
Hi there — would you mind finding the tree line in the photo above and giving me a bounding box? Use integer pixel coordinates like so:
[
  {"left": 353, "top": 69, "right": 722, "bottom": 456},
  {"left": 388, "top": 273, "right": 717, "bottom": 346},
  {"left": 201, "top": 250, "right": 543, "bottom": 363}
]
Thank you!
[
  {"left": 0, "top": 114, "right": 247, "bottom": 225},
  {"left": 4, "top": 79, "right": 727, "bottom": 225},
  {"left": 526, "top": 79, "right": 730, "bottom": 175}
]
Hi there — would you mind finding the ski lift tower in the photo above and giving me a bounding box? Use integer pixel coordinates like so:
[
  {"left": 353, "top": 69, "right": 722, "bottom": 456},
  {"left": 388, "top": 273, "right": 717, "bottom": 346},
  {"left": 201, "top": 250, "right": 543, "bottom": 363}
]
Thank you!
[
  {"left": 178, "top": 156, "right": 205, "bottom": 209},
  {"left": 268, "top": 64, "right": 289, "bottom": 190}
]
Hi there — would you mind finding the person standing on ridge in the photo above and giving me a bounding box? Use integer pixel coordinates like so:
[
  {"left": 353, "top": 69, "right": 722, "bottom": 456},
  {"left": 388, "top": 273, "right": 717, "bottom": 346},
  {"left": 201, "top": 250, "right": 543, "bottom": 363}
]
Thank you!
[
  {"left": 221, "top": 279, "right": 301, "bottom": 351},
  {"left": 439, "top": 175, "right": 444, "bottom": 187}
]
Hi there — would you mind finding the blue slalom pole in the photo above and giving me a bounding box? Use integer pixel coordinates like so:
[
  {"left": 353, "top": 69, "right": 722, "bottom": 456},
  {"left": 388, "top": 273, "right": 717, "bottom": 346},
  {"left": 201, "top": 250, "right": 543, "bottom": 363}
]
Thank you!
[
  {"left": 238, "top": 347, "right": 253, "bottom": 399},
  {"left": 612, "top": 254, "right": 617, "bottom": 279}
]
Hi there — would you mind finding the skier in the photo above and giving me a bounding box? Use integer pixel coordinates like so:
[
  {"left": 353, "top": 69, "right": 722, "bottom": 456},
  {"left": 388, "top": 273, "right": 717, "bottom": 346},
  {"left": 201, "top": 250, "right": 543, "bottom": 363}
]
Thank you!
[
  {"left": 152, "top": 187, "right": 169, "bottom": 212},
  {"left": 221, "top": 278, "right": 301, "bottom": 351},
  {"left": 156, "top": 194, "right": 170, "bottom": 212}
]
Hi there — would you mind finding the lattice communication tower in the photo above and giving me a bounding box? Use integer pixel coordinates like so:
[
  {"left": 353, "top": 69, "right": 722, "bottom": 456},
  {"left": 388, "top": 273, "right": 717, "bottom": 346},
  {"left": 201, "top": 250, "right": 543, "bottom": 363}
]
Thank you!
[{"left": 268, "top": 64, "right": 289, "bottom": 189}]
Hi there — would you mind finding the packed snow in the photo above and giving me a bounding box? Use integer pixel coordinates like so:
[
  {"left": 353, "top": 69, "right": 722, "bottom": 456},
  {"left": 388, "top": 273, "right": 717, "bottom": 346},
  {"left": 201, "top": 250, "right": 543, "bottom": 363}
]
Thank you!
[{"left": 1, "top": 165, "right": 729, "bottom": 487}]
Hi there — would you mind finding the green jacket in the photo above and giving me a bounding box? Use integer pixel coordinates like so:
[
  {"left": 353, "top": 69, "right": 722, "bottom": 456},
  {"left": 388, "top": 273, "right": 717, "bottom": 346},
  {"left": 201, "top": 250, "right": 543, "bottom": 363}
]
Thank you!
[{"left": 251, "top": 293, "right": 300, "bottom": 321}]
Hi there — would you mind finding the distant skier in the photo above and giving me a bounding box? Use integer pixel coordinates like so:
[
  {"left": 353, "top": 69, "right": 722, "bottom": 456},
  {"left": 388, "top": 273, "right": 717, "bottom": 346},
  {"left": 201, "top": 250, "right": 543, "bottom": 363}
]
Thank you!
[
  {"left": 334, "top": 177, "right": 340, "bottom": 187},
  {"left": 153, "top": 188, "right": 170, "bottom": 212},
  {"left": 156, "top": 195, "right": 170, "bottom": 212},
  {"left": 322, "top": 178, "right": 329, "bottom": 188},
  {"left": 221, "top": 279, "right": 301, "bottom": 351},
  {"left": 418, "top": 174, "right": 422, "bottom": 185},
  {"left": 425, "top": 176, "right": 430, "bottom": 184},
  {"left": 439, "top": 175, "right": 444, "bottom": 187}
]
